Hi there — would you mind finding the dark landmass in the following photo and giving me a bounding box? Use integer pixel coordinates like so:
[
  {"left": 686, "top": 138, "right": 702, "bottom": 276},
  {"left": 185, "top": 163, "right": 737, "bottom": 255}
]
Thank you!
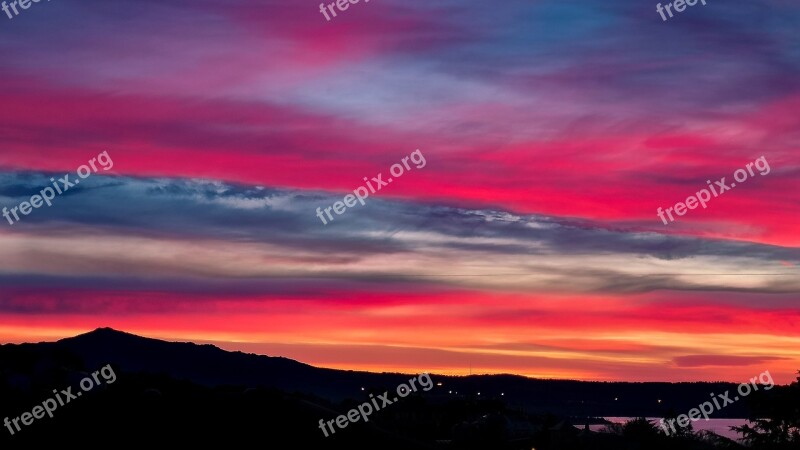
[
  {"left": 10, "top": 327, "right": 756, "bottom": 416},
  {"left": 0, "top": 328, "right": 794, "bottom": 449}
]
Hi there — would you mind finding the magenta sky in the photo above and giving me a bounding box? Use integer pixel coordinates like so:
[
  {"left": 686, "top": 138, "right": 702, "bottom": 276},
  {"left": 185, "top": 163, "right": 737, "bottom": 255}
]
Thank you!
[{"left": 0, "top": 0, "right": 799, "bottom": 383}]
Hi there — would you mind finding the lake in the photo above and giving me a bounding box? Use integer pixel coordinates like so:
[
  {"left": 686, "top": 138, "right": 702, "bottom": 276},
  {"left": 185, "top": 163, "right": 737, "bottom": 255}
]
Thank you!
[{"left": 587, "top": 417, "right": 748, "bottom": 440}]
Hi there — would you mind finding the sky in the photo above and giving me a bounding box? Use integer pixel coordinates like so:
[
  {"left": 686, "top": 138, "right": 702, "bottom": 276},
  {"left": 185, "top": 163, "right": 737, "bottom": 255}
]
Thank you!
[{"left": 0, "top": 0, "right": 799, "bottom": 383}]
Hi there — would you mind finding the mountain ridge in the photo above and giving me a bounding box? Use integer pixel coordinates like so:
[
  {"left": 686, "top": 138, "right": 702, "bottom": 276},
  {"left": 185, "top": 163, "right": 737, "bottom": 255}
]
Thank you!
[{"left": 1, "top": 327, "right": 755, "bottom": 417}]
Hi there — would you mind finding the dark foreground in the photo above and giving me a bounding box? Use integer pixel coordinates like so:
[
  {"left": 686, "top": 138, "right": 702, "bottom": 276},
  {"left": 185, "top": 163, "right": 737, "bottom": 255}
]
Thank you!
[{"left": 1, "top": 329, "right": 797, "bottom": 450}]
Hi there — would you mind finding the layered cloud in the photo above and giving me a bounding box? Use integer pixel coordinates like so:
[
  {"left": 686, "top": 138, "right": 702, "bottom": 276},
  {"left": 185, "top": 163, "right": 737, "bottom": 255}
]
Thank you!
[
  {"left": 0, "top": 0, "right": 798, "bottom": 381},
  {"left": 1, "top": 174, "right": 798, "bottom": 381}
]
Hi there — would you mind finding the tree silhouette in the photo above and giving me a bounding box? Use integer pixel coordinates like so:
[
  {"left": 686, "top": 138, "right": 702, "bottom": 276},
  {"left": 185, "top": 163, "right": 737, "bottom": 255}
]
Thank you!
[{"left": 733, "top": 371, "right": 800, "bottom": 450}]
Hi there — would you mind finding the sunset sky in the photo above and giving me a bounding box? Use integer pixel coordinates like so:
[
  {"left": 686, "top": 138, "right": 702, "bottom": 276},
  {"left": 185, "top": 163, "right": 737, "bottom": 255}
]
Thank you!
[{"left": 1, "top": 0, "right": 798, "bottom": 383}]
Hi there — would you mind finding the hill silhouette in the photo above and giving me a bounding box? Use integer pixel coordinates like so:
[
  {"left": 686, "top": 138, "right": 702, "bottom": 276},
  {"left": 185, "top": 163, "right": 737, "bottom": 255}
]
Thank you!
[
  {"left": 3, "top": 328, "right": 755, "bottom": 415},
  {"left": 0, "top": 328, "right": 763, "bottom": 449}
]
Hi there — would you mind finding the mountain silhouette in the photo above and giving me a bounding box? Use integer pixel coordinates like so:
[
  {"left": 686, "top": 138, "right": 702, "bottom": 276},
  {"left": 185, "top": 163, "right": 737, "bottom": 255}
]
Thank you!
[
  {"left": 1, "top": 328, "right": 753, "bottom": 416},
  {"left": 0, "top": 328, "right": 768, "bottom": 449},
  {"left": 0, "top": 328, "right": 441, "bottom": 449},
  {"left": 53, "top": 327, "right": 433, "bottom": 400}
]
